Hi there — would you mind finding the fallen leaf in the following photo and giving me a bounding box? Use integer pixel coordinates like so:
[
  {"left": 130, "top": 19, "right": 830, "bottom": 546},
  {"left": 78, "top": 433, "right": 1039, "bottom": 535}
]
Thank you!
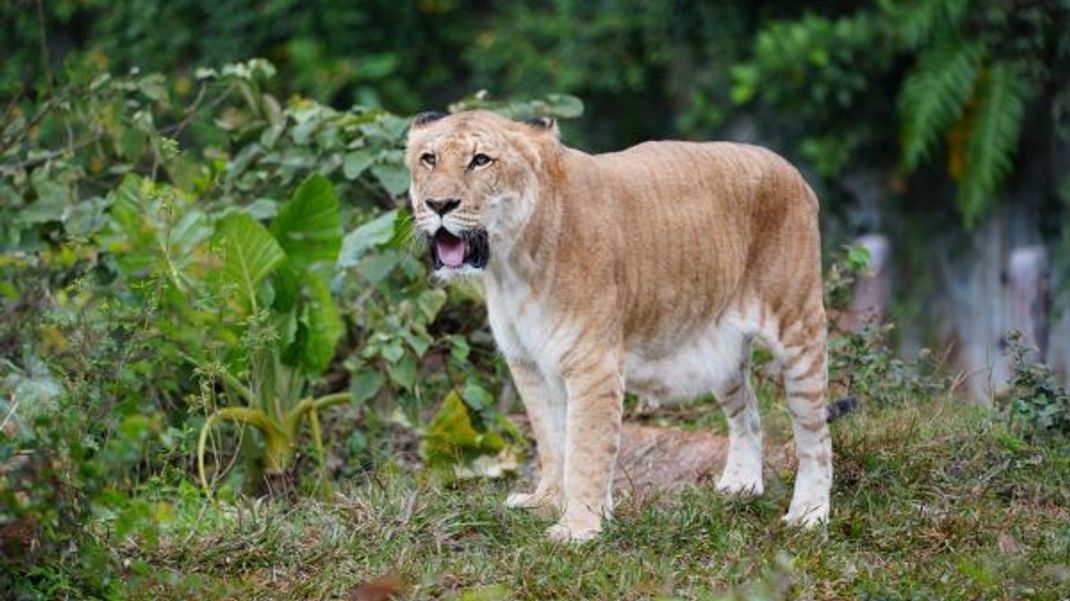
[{"left": 347, "top": 571, "right": 406, "bottom": 601}]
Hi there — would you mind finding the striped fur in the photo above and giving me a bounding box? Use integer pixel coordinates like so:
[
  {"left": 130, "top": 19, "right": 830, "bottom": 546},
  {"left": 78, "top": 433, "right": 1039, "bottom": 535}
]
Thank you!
[{"left": 407, "top": 111, "right": 832, "bottom": 542}]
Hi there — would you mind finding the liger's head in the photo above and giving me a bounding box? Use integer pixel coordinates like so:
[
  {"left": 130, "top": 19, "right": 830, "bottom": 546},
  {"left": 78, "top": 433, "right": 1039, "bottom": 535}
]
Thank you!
[{"left": 405, "top": 110, "right": 559, "bottom": 277}]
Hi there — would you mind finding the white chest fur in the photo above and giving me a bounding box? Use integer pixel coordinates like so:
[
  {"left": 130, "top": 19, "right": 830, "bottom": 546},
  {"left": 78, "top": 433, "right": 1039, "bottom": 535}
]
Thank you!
[{"left": 484, "top": 274, "right": 577, "bottom": 379}]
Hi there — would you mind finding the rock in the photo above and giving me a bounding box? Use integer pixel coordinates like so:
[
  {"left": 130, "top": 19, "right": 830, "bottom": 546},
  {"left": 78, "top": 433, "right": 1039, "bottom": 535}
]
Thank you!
[{"left": 613, "top": 424, "right": 727, "bottom": 497}]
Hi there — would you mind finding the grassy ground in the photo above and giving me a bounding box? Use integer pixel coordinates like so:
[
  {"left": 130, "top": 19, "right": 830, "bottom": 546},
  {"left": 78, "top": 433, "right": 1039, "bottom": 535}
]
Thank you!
[{"left": 101, "top": 393, "right": 1070, "bottom": 600}]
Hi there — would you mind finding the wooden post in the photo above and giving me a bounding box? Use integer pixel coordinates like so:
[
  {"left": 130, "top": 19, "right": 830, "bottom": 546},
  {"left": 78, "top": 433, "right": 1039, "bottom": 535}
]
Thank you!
[
  {"left": 1007, "top": 245, "right": 1050, "bottom": 360},
  {"left": 1048, "top": 308, "right": 1070, "bottom": 388}
]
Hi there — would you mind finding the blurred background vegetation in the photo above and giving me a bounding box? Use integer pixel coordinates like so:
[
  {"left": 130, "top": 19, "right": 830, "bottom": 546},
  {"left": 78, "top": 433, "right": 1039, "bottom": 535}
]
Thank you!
[
  {"left": 1, "top": 0, "right": 1068, "bottom": 597},
  {"left": 4, "top": 0, "right": 1068, "bottom": 365}
]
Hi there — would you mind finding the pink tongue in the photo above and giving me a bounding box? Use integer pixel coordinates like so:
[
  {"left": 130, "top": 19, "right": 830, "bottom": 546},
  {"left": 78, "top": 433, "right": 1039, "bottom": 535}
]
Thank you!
[{"left": 436, "top": 236, "right": 466, "bottom": 267}]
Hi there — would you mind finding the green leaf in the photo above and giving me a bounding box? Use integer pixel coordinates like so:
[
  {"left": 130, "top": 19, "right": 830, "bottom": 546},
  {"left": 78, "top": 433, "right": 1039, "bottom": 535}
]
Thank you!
[
  {"left": 19, "top": 168, "right": 73, "bottom": 225},
  {"left": 338, "top": 209, "right": 398, "bottom": 268},
  {"left": 462, "top": 379, "right": 493, "bottom": 411},
  {"left": 216, "top": 213, "right": 286, "bottom": 306},
  {"left": 243, "top": 198, "right": 279, "bottom": 220},
  {"left": 273, "top": 309, "right": 298, "bottom": 349},
  {"left": 271, "top": 260, "right": 302, "bottom": 313},
  {"left": 448, "top": 335, "right": 470, "bottom": 363},
  {"left": 343, "top": 150, "right": 375, "bottom": 180},
  {"left": 371, "top": 164, "right": 410, "bottom": 197},
  {"left": 299, "top": 273, "right": 344, "bottom": 374},
  {"left": 271, "top": 173, "right": 342, "bottom": 266},
  {"left": 351, "top": 369, "right": 385, "bottom": 404},
  {"left": 899, "top": 39, "right": 984, "bottom": 170},
  {"left": 400, "top": 328, "right": 431, "bottom": 356},
  {"left": 957, "top": 64, "right": 1028, "bottom": 227},
  {"left": 387, "top": 354, "right": 417, "bottom": 390},
  {"left": 416, "top": 289, "right": 447, "bottom": 324},
  {"left": 360, "top": 252, "right": 402, "bottom": 284},
  {"left": 846, "top": 244, "right": 872, "bottom": 272},
  {"left": 381, "top": 339, "right": 404, "bottom": 364},
  {"left": 419, "top": 392, "right": 505, "bottom": 469},
  {"left": 884, "top": 0, "right": 971, "bottom": 48},
  {"left": 543, "top": 94, "right": 584, "bottom": 118},
  {"left": 388, "top": 210, "right": 415, "bottom": 249},
  {"left": 729, "top": 65, "right": 759, "bottom": 105}
]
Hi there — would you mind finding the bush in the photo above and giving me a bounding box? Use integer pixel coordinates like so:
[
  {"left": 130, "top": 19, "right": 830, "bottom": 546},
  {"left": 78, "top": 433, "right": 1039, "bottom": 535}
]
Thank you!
[{"left": 0, "top": 60, "right": 583, "bottom": 595}]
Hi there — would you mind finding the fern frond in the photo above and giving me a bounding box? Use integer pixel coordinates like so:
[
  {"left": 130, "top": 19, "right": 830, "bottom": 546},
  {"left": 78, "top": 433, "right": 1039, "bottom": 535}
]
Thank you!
[
  {"left": 882, "top": 0, "right": 972, "bottom": 48},
  {"left": 957, "top": 64, "right": 1028, "bottom": 226},
  {"left": 898, "top": 39, "right": 984, "bottom": 171}
]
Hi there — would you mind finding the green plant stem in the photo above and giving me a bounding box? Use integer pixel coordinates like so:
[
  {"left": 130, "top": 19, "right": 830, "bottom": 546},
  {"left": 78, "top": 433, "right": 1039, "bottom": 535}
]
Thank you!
[
  {"left": 197, "top": 407, "right": 289, "bottom": 496},
  {"left": 312, "top": 392, "right": 352, "bottom": 411},
  {"left": 197, "top": 392, "right": 350, "bottom": 497},
  {"left": 307, "top": 407, "right": 330, "bottom": 500}
]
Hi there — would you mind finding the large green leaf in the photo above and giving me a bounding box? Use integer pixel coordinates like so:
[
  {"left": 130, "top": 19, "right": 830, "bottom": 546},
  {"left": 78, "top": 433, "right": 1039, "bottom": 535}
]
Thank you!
[
  {"left": 270, "top": 173, "right": 342, "bottom": 266},
  {"left": 419, "top": 392, "right": 505, "bottom": 469},
  {"left": 298, "top": 272, "right": 343, "bottom": 375},
  {"left": 217, "top": 212, "right": 286, "bottom": 307},
  {"left": 957, "top": 64, "right": 1028, "bottom": 227},
  {"left": 271, "top": 260, "right": 303, "bottom": 313},
  {"left": 884, "top": 0, "right": 971, "bottom": 49},
  {"left": 898, "top": 39, "right": 983, "bottom": 171}
]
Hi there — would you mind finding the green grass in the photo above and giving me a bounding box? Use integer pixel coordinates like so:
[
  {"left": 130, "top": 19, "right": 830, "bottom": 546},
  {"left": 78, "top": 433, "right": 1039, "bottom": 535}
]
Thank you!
[{"left": 104, "top": 398, "right": 1068, "bottom": 600}]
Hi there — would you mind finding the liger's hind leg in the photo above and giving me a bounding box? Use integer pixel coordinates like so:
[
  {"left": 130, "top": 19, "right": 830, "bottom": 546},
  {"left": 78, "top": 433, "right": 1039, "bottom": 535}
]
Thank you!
[
  {"left": 715, "top": 340, "right": 764, "bottom": 496},
  {"left": 776, "top": 315, "right": 832, "bottom": 527}
]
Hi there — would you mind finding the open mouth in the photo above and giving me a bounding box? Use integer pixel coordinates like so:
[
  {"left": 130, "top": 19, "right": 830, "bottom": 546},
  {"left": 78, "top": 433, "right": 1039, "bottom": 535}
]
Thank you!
[{"left": 430, "top": 228, "right": 489, "bottom": 270}]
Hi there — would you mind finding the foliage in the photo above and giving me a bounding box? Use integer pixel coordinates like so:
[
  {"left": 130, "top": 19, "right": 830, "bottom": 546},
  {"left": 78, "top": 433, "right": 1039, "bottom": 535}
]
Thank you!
[
  {"left": 890, "top": 0, "right": 1048, "bottom": 226},
  {"left": 829, "top": 323, "right": 945, "bottom": 409},
  {"left": 0, "top": 59, "right": 585, "bottom": 595},
  {"left": 0, "top": 0, "right": 481, "bottom": 112},
  {"left": 823, "top": 242, "right": 874, "bottom": 311},
  {"left": 734, "top": 0, "right": 1065, "bottom": 227},
  {"left": 6, "top": 0, "right": 1065, "bottom": 229},
  {"left": 1003, "top": 332, "right": 1070, "bottom": 437},
  {"left": 193, "top": 174, "right": 349, "bottom": 498},
  {"left": 823, "top": 244, "right": 947, "bottom": 409},
  {"left": 0, "top": 262, "right": 182, "bottom": 596},
  {"left": 1, "top": 0, "right": 1068, "bottom": 595}
]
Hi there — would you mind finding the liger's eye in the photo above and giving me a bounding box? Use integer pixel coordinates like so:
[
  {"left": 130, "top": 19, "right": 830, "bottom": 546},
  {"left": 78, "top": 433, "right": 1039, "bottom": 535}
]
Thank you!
[
  {"left": 469, "top": 153, "right": 493, "bottom": 168},
  {"left": 420, "top": 153, "right": 436, "bottom": 168}
]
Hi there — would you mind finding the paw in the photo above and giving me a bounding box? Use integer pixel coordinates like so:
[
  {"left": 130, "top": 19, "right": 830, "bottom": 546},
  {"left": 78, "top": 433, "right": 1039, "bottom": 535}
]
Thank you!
[
  {"left": 504, "top": 488, "right": 561, "bottom": 513},
  {"left": 544, "top": 507, "right": 605, "bottom": 543},
  {"left": 505, "top": 492, "right": 540, "bottom": 509},
  {"left": 782, "top": 502, "right": 829, "bottom": 528},
  {"left": 545, "top": 521, "right": 601, "bottom": 544},
  {"left": 715, "top": 471, "right": 764, "bottom": 496}
]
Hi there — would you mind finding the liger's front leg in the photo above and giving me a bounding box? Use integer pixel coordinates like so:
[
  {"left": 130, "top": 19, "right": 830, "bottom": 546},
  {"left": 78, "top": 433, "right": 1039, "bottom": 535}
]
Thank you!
[
  {"left": 546, "top": 357, "right": 624, "bottom": 543},
  {"left": 503, "top": 358, "right": 565, "bottom": 513}
]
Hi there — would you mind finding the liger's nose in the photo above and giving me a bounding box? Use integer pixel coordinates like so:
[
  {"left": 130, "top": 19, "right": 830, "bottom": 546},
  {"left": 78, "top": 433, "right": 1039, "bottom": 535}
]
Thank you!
[{"left": 425, "top": 198, "right": 461, "bottom": 216}]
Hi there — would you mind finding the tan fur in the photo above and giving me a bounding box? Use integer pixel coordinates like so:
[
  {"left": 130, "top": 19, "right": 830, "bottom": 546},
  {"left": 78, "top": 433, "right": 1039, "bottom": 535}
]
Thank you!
[{"left": 407, "top": 111, "right": 832, "bottom": 542}]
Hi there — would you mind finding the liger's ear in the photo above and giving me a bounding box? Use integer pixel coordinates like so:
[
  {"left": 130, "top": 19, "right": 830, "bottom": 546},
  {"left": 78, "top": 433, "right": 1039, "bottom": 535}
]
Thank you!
[
  {"left": 411, "top": 111, "right": 446, "bottom": 129},
  {"left": 523, "top": 116, "right": 559, "bottom": 137}
]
